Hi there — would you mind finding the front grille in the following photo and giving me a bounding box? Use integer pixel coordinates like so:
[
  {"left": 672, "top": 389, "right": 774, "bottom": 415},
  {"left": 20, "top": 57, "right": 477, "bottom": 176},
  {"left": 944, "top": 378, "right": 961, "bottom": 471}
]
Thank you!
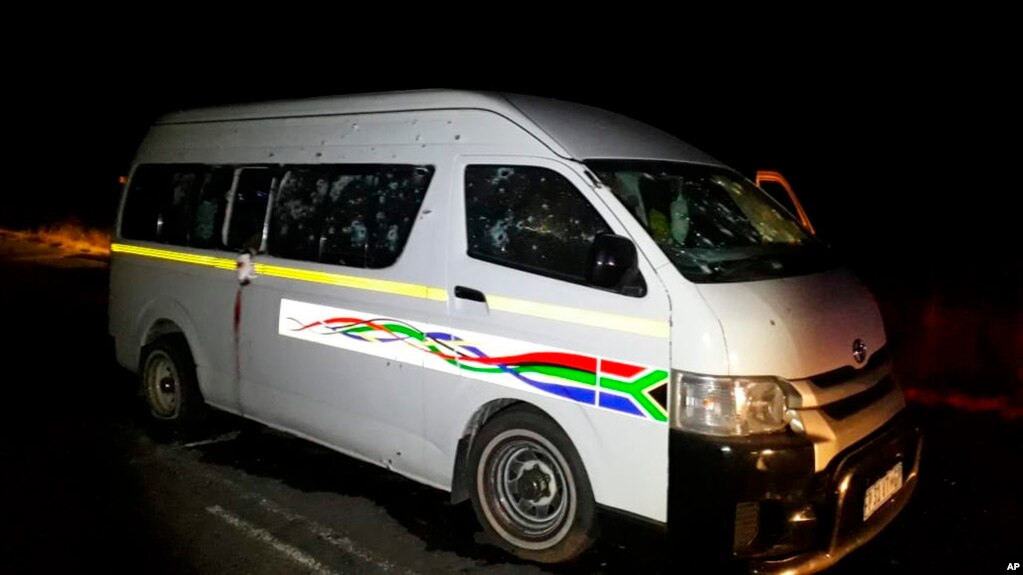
[
  {"left": 821, "top": 376, "right": 896, "bottom": 420},
  {"left": 811, "top": 346, "right": 889, "bottom": 388}
]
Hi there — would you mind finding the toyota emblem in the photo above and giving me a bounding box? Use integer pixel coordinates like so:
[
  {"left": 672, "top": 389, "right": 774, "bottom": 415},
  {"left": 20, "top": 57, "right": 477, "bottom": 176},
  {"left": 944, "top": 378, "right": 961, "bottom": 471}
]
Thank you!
[{"left": 852, "top": 339, "right": 868, "bottom": 364}]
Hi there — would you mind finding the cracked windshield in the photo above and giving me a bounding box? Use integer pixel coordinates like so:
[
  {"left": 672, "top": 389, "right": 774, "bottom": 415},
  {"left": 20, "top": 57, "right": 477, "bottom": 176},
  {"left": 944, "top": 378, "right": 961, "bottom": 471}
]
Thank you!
[{"left": 588, "top": 161, "right": 835, "bottom": 283}]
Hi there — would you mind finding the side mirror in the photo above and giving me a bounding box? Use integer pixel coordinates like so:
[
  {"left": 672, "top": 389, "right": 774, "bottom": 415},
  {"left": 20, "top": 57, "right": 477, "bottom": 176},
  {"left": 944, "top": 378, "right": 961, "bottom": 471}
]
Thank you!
[{"left": 586, "top": 233, "right": 642, "bottom": 294}]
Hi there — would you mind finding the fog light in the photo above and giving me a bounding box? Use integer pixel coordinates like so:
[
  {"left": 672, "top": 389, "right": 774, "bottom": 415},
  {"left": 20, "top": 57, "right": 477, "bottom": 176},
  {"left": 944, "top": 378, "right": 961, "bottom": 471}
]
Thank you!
[{"left": 734, "top": 501, "right": 760, "bottom": 552}]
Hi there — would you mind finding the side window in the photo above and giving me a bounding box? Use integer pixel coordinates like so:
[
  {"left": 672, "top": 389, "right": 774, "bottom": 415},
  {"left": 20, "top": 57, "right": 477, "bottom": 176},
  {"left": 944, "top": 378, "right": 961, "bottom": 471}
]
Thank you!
[
  {"left": 226, "top": 169, "right": 274, "bottom": 251},
  {"left": 270, "top": 167, "right": 332, "bottom": 262},
  {"left": 120, "top": 163, "right": 431, "bottom": 262},
  {"left": 157, "top": 170, "right": 203, "bottom": 245},
  {"left": 465, "top": 165, "right": 610, "bottom": 283},
  {"left": 269, "top": 164, "right": 433, "bottom": 268},
  {"left": 189, "top": 167, "right": 233, "bottom": 249},
  {"left": 121, "top": 164, "right": 206, "bottom": 244},
  {"left": 121, "top": 165, "right": 164, "bottom": 241}
]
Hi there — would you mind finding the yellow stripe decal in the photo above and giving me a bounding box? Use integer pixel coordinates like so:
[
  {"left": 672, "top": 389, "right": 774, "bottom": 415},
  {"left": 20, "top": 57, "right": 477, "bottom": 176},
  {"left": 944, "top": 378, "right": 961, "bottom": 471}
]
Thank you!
[
  {"left": 487, "top": 295, "right": 670, "bottom": 339},
  {"left": 110, "top": 244, "right": 666, "bottom": 336},
  {"left": 254, "top": 263, "right": 448, "bottom": 301},
  {"left": 110, "top": 243, "right": 447, "bottom": 302},
  {"left": 110, "top": 243, "right": 236, "bottom": 270}
]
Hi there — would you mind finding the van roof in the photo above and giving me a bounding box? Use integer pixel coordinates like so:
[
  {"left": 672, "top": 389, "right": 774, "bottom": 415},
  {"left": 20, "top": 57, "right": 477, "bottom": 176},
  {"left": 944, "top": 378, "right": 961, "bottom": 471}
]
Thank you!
[{"left": 157, "top": 89, "right": 722, "bottom": 166}]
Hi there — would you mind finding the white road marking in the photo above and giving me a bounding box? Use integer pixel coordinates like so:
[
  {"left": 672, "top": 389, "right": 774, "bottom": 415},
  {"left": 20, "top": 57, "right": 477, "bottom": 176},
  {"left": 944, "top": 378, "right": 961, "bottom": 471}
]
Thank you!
[
  {"left": 206, "top": 504, "right": 341, "bottom": 575},
  {"left": 251, "top": 494, "right": 403, "bottom": 572},
  {"left": 197, "top": 469, "right": 415, "bottom": 574},
  {"left": 181, "top": 431, "right": 241, "bottom": 448}
]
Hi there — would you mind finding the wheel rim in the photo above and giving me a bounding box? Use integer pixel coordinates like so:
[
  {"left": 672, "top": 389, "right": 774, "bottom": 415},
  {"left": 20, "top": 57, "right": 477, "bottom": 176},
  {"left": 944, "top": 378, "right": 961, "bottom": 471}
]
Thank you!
[
  {"left": 144, "top": 350, "right": 180, "bottom": 419},
  {"left": 479, "top": 429, "right": 575, "bottom": 549}
]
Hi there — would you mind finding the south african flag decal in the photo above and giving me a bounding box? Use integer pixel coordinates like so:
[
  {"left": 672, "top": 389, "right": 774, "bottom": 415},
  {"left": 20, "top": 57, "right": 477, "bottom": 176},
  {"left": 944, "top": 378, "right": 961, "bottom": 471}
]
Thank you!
[{"left": 280, "top": 299, "right": 669, "bottom": 422}]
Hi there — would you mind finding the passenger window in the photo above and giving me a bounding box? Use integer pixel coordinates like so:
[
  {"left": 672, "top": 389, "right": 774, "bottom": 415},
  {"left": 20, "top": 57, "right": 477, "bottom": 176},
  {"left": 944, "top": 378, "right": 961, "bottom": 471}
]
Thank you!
[
  {"left": 121, "top": 166, "right": 164, "bottom": 241},
  {"left": 121, "top": 164, "right": 206, "bottom": 244},
  {"left": 226, "top": 169, "right": 274, "bottom": 251},
  {"left": 158, "top": 170, "right": 204, "bottom": 245},
  {"left": 271, "top": 167, "right": 332, "bottom": 262},
  {"left": 269, "top": 164, "right": 434, "bottom": 268},
  {"left": 465, "top": 165, "right": 611, "bottom": 283},
  {"left": 189, "top": 168, "right": 233, "bottom": 249}
]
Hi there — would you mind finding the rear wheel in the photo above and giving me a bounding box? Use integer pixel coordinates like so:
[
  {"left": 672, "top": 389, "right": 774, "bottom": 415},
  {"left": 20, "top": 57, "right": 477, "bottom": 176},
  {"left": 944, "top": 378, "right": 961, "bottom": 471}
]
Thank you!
[
  {"left": 468, "top": 406, "right": 597, "bottom": 563},
  {"left": 139, "top": 335, "right": 205, "bottom": 426}
]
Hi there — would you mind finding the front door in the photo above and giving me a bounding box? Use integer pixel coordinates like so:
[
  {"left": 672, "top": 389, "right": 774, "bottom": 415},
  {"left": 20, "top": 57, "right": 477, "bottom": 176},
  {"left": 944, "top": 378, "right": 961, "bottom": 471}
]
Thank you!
[{"left": 429, "top": 156, "right": 673, "bottom": 521}]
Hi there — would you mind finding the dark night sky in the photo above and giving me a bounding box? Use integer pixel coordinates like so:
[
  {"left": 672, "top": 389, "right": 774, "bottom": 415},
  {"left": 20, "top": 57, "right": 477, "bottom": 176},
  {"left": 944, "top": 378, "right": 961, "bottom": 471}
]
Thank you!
[{"left": 8, "top": 27, "right": 1020, "bottom": 300}]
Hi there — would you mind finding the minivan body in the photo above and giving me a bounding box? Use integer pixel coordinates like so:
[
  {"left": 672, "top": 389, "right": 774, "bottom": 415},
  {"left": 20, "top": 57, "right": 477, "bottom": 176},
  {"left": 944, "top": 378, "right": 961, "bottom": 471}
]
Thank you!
[{"left": 110, "top": 90, "right": 921, "bottom": 572}]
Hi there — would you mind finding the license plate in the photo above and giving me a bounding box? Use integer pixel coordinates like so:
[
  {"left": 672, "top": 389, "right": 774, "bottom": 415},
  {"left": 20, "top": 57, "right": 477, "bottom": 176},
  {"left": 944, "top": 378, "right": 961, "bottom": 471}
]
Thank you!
[{"left": 863, "top": 461, "right": 903, "bottom": 521}]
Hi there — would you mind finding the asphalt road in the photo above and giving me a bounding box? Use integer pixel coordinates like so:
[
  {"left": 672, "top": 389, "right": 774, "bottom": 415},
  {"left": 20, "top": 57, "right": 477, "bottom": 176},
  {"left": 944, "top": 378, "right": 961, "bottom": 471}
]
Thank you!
[{"left": 1, "top": 235, "right": 1019, "bottom": 574}]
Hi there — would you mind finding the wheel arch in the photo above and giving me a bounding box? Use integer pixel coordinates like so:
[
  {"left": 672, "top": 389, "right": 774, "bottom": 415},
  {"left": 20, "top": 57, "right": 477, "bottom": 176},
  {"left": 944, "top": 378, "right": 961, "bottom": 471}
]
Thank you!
[
  {"left": 131, "top": 297, "right": 209, "bottom": 394},
  {"left": 449, "top": 398, "right": 599, "bottom": 506}
]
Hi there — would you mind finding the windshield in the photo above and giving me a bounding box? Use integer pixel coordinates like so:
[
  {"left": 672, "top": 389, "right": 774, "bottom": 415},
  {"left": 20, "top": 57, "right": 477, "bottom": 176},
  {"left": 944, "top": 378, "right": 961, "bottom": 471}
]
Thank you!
[{"left": 586, "top": 160, "right": 836, "bottom": 283}]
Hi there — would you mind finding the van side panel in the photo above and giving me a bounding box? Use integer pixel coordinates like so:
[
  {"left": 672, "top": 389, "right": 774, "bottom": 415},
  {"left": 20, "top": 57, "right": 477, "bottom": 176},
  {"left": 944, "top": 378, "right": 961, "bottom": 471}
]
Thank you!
[{"left": 109, "top": 246, "right": 241, "bottom": 411}]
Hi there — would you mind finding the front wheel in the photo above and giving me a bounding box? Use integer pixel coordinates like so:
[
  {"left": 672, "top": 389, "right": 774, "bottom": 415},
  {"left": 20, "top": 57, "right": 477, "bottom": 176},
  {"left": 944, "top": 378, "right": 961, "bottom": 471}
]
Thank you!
[{"left": 468, "top": 406, "right": 597, "bottom": 563}]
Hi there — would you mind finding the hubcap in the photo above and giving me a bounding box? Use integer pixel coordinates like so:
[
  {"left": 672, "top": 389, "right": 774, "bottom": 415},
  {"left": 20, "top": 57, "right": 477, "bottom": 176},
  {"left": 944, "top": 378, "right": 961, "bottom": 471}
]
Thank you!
[
  {"left": 484, "top": 433, "right": 572, "bottom": 544},
  {"left": 145, "top": 351, "right": 180, "bottom": 418},
  {"left": 518, "top": 465, "right": 552, "bottom": 501}
]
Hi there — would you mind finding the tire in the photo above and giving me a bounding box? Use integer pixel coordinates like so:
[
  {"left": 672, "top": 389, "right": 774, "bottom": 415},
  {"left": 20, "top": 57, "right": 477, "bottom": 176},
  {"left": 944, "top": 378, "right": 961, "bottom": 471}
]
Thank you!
[
  {"left": 139, "top": 334, "right": 205, "bottom": 427},
  {"left": 468, "top": 405, "right": 597, "bottom": 563}
]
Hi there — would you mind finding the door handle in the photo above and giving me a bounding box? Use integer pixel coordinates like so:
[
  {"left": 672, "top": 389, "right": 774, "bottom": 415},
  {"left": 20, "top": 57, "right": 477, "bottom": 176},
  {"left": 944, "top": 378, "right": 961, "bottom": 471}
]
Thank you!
[
  {"left": 454, "top": 286, "right": 487, "bottom": 303},
  {"left": 236, "top": 252, "right": 257, "bottom": 285}
]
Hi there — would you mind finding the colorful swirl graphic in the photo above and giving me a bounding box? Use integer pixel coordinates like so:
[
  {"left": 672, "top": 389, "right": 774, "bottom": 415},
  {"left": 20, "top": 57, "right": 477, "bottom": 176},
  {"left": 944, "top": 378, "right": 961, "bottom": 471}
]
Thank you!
[{"left": 287, "top": 316, "right": 668, "bottom": 421}]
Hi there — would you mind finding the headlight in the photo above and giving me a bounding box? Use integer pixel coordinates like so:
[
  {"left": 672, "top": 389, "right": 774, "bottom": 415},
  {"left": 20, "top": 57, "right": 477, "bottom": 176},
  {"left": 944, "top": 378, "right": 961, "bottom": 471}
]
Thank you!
[{"left": 670, "top": 370, "right": 799, "bottom": 436}]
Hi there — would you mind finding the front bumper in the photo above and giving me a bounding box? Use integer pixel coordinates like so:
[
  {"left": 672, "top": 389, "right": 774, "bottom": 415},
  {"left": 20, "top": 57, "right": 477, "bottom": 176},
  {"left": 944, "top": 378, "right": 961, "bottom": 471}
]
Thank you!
[{"left": 668, "top": 410, "right": 922, "bottom": 574}]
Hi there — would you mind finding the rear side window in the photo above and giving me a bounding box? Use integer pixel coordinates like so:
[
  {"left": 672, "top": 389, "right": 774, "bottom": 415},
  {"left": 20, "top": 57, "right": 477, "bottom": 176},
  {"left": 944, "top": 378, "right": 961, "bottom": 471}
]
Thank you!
[
  {"left": 121, "top": 165, "right": 206, "bottom": 243},
  {"left": 121, "top": 163, "right": 433, "bottom": 267},
  {"left": 269, "top": 165, "right": 434, "bottom": 268},
  {"left": 190, "top": 168, "right": 233, "bottom": 249},
  {"left": 121, "top": 164, "right": 233, "bottom": 248},
  {"left": 121, "top": 167, "right": 162, "bottom": 241},
  {"left": 226, "top": 169, "right": 274, "bottom": 251},
  {"left": 465, "top": 165, "right": 610, "bottom": 283}
]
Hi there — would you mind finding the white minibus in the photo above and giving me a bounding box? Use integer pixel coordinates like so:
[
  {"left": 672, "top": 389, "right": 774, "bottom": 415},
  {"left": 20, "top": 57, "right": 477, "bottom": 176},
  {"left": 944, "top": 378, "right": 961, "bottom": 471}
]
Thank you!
[{"left": 110, "top": 90, "right": 921, "bottom": 572}]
